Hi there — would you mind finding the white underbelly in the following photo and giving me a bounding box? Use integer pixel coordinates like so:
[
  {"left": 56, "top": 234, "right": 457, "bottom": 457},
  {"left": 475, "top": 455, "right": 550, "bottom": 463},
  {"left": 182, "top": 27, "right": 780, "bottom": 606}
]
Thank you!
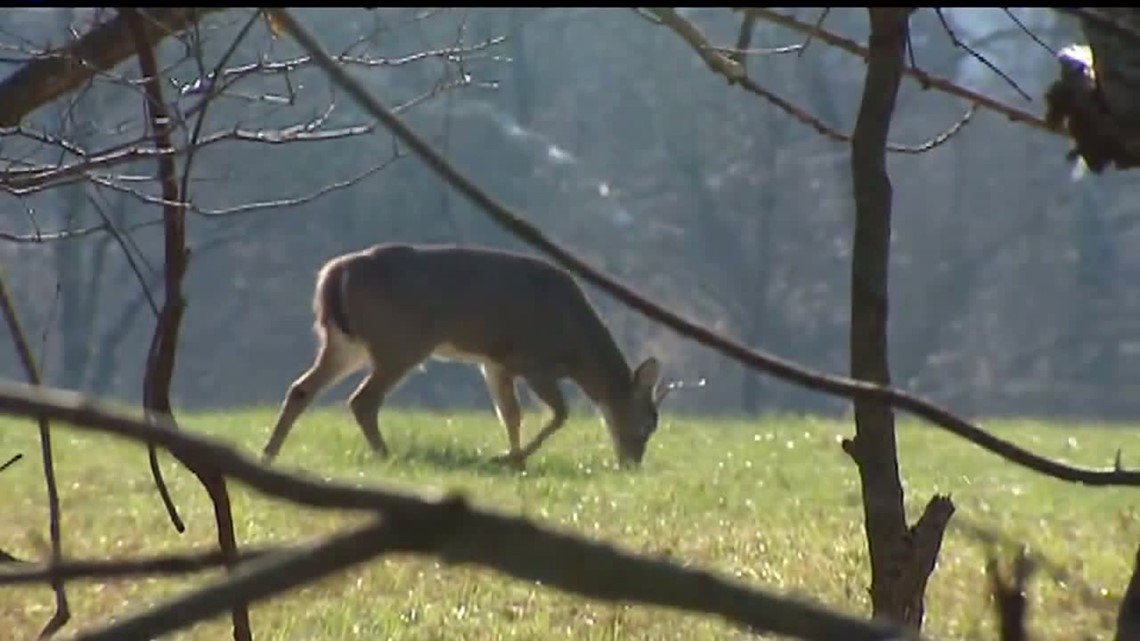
[{"left": 431, "top": 343, "right": 488, "bottom": 365}]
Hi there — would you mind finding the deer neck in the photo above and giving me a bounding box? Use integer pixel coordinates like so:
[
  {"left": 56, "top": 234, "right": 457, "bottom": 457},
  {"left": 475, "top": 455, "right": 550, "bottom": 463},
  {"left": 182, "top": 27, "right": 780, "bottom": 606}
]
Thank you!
[{"left": 575, "top": 348, "right": 634, "bottom": 416}]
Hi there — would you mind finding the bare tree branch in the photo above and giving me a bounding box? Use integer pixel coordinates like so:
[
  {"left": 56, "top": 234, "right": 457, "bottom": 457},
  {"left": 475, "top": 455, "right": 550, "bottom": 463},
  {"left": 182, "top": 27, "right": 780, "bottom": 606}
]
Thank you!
[
  {"left": 648, "top": 8, "right": 972, "bottom": 154},
  {"left": 1002, "top": 9, "right": 1057, "bottom": 56},
  {"left": 0, "top": 380, "right": 906, "bottom": 641},
  {"left": 268, "top": 8, "right": 1140, "bottom": 489},
  {"left": 0, "top": 8, "right": 227, "bottom": 127},
  {"left": 933, "top": 8, "right": 1031, "bottom": 101},
  {"left": 0, "top": 271, "right": 69, "bottom": 638},
  {"left": 87, "top": 151, "right": 403, "bottom": 217},
  {"left": 739, "top": 8, "right": 1056, "bottom": 134},
  {"left": 123, "top": 7, "right": 188, "bottom": 539}
]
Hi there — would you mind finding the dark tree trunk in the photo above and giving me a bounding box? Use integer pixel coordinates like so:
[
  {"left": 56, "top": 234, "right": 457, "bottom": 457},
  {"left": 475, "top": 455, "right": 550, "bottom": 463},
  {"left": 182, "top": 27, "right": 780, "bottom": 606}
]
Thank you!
[
  {"left": 844, "top": 7, "right": 954, "bottom": 631},
  {"left": 123, "top": 9, "right": 251, "bottom": 641}
]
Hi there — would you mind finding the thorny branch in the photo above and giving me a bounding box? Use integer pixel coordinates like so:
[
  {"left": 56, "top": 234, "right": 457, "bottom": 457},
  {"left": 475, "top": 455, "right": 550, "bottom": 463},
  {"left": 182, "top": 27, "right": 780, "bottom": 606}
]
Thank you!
[
  {"left": 0, "top": 380, "right": 905, "bottom": 641},
  {"left": 648, "top": 8, "right": 973, "bottom": 154},
  {"left": 270, "top": 8, "right": 1140, "bottom": 489},
  {"left": 0, "top": 271, "right": 69, "bottom": 638}
]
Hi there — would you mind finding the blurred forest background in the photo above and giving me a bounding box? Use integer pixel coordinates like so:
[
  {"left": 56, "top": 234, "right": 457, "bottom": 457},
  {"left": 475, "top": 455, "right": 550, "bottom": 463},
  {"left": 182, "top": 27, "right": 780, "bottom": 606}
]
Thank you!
[{"left": 2, "top": 7, "right": 1137, "bottom": 421}]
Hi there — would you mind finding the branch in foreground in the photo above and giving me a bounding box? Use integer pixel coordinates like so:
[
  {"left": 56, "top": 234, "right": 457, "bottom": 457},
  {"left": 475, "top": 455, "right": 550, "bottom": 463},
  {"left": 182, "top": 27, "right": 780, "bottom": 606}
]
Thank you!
[
  {"left": 0, "top": 452, "right": 23, "bottom": 473},
  {"left": 738, "top": 8, "right": 1055, "bottom": 134},
  {"left": 0, "top": 546, "right": 281, "bottom": 585},
  {"left": 0, "top": 381, "right": 904, "bottom": 641},
  {"left": 272, "top": 9, "right": 1140, "bottom": 489},
  {"left": 0, "top": 8, "right": 227, "bottom": 127},
  {"left": 648, "top": 8, "right": 972, "bottom": 154}
]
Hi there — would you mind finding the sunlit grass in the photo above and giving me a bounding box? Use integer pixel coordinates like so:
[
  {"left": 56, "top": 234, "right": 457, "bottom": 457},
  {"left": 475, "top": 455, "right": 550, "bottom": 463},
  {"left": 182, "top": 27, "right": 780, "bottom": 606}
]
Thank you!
[{"left": 1, "top": 406, "right": 1136, "bottom": 640}]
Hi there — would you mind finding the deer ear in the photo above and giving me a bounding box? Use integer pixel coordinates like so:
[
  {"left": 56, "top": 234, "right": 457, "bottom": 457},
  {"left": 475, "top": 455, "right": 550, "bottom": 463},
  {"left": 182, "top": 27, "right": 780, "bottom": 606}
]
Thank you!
[{"left": 632, "top": 357, "right": 662, "bottom": 391}]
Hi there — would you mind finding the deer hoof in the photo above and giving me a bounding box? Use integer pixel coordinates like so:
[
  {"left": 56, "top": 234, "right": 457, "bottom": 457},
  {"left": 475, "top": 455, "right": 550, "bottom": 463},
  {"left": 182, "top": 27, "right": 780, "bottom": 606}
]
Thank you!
[{"left": 490, "top": 451, "right": 526, "bottom": 471}]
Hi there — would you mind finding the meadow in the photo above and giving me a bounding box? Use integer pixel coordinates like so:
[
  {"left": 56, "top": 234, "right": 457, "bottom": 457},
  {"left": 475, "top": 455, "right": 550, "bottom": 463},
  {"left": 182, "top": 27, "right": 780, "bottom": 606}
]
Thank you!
[{"left": 1, "top": 405, "right": 1137, "bottom": 640}]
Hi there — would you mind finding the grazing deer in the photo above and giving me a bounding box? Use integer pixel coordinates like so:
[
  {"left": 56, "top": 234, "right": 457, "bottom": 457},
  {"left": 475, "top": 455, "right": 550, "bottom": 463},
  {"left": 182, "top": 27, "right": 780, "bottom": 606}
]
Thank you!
[{"left": 261, "top": 243, "right": 670, "bottom": 469}]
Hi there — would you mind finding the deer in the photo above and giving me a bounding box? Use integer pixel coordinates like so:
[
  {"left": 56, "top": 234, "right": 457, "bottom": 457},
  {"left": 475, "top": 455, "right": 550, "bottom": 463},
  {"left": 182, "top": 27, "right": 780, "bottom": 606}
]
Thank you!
[{"left": 260, "top": 242, "right": 673, "bottom": 470}]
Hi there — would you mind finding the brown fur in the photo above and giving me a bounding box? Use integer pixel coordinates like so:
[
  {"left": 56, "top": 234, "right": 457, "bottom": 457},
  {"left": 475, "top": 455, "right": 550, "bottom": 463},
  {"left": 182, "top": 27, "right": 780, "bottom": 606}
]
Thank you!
[{"left": 261, "top": 243, "right": 666, "bottom": 469}]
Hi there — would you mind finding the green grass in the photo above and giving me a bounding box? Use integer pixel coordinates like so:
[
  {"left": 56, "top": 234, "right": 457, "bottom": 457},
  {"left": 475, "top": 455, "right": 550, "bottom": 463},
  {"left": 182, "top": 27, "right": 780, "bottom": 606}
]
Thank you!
[{"left": 1, "top": 406, "right": 1137, "bottom": 640}]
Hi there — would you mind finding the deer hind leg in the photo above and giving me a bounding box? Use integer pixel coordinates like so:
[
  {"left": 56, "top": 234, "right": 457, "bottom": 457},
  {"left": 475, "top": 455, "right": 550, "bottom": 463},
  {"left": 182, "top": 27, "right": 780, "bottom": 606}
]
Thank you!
[
  {"left": 263, "top": 328, "right": 366, "bottom": 462},
  {"left": 482, "top": 365, "right": 524, "bottom": 469},
  {"left": 347, "top": 350, "right": 425, "bottom": 458},
  {"left": 516, "top": 374, "right": 568, "bottom": 461}
]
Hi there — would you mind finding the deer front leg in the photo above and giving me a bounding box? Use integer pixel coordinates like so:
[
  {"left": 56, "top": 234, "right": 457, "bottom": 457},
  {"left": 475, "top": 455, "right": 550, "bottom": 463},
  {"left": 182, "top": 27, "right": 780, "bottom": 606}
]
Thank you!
[
  {"left": 263, "top": 330, "right": 363, "bottom": 462},
  {"left": 514, "top": 374, "right": 568, "bottom": 462}
]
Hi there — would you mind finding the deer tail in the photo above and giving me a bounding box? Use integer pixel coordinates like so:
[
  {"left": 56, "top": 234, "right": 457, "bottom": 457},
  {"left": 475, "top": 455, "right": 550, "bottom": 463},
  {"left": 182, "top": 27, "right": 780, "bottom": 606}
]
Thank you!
[{"left": 314, "top": 260, "right": 353, "bottom": 337}]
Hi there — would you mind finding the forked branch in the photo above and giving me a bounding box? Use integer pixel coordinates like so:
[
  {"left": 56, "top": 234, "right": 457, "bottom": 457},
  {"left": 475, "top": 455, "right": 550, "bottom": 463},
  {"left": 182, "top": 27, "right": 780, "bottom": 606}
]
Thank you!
[{"left": 270, "top": 8, "right": 1140, "bottom": 489}]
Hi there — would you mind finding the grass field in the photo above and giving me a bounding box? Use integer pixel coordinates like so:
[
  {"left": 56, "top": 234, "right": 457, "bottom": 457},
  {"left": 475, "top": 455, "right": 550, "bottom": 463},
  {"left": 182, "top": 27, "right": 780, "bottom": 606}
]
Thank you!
[{"left": 1, "top": 405, "right": 1137, "bottom": 640}]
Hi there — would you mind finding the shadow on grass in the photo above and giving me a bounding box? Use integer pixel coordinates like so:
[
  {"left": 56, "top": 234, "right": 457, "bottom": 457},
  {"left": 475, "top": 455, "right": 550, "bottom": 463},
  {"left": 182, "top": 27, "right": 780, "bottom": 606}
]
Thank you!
[{"left": 370, "top": 441, "right": 620, "bottom": 480}]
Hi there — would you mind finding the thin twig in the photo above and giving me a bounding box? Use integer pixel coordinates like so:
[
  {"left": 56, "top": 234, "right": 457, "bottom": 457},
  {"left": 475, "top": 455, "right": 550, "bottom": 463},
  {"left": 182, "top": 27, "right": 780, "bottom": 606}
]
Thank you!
[
  {"left": 87, "top": 153, "right": 403, "bottom": 217},
  {"left": 0, "top": 452, "right": 22, "bottom": 473},
  {"left": 798, "top": 8, "right": 831, "bottom": 58},
  {"left": 0, "top": 270, "right": 69, "bottom": 638},
  {"left": 1002, "top": 8, "right": 1056, "bottom": 56},
  {"left": 85, "top": 193, "right": 159, "bottom": 316},
  {"left": 272, "top": 7, "right": 1140, "bottom": 489},
  {"left": 728, "top": 12, "right": 757, "bottom": 67},
  {"left": 933, "top": 8, "right": 1031, "bottom": 102},
  {"left": 38, "top": 281, "right": 61, "bottom": 382}
]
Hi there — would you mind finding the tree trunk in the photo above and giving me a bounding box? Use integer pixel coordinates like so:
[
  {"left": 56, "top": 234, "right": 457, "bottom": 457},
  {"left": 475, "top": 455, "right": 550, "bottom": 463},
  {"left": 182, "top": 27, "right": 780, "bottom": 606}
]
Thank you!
[{"left": 844, "top": 7, "right": 954, "bottom": 631}]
